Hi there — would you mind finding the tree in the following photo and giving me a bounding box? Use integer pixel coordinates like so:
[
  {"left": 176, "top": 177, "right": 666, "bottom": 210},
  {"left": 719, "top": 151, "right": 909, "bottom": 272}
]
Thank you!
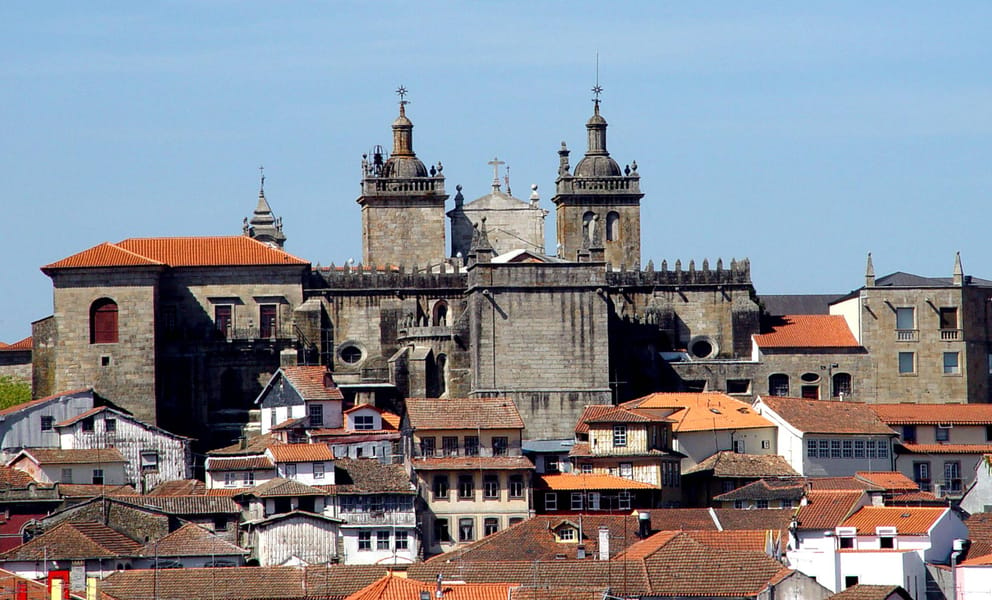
[{"left": 0, "top": 376, "right": 31, "bottom": 411}]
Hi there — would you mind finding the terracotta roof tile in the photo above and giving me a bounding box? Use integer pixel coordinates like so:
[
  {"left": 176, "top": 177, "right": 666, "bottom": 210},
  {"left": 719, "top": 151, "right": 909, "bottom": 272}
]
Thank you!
[
  {"left": 754, "top": 315, "right": 860, "bottom": 348},
  {"left": 855, "top": 471, "right": 919, "bottom": 492},
  {"left": 574, "top": 405, "right": 613, "bottom": 434},
  {"left": 138, "top": 523, "right": 246, "bottom": 558},
  {"left": 43, "top": 236, "right": 308, "bottom": 272},
  {"left": 713, "top": 478, "right": 806, "bottom": 502},
  {"left": 961, "top": 552, "right": 992, "bottom": 566},
  {"left": 2, "top": 521, "right": 140, "bottom": 560},
  {"left": 249, "top": 477, "right": 328, "bottom": 498},
  {"left": 16, "top": 447, "right": 126, "bottom": 465},
  {"left": 807, "top": 477, "right": 883, "bottom": 492},
  {"left": 267, "top": 443, "right": 334, "bottom": 463},
  {"left": 624, "top": 393, "right": 774, "bottom": 432},
  {"left": 872, "top": 403, "right": 992, "bottom": 425},
  {"left": 758, "top": 396, "right": 897, "bottom": 435},
  {"left": 0, "top": 569, "right": 83, "bottom": 600},
  {"left": 795, "top": 490, "right": 867, "bottom": 531},
  {"left": 536, "top": 473, "right": 658, "bottom": 491},
  {"left": 828, "top": 584, "right": 913, "bottom": 600},
  {"left": 713, "top": 508, "right": 796, "bottom": 533},
  {"left": 966, "top": 513, "right": 992, "bottom": 558},
  {"left": 407, "top": 398, "right": 524, "bottom": 430},
  {"left": 888, "top": 491, "right": 946, "bottom": 505},
  {"left": 411, "top": 456, "right": 533, "bottom": 471},
  {"left": 0, "top": 466, "right": 37, "bottom": 488},
  {"left": 841, "top": 506, "right": 948, "bottom": 535},
  {"left": 345, "top": 574, "right": 514, "bottom": 600},
  {"left": 147, "top": 479, "right": 207, "bottom": 496},
  {"left": 343, "top": 405, "right": 401, "bottom": 430},
  {"left": 115, "top": 495, "right": 240, "bottom": 515},
  {"left": 208, "top": 432, "right": 278, "bottom": 456},
  {"left": 899, "top": 443, "right": 992, "bottom": 454},
  {"left": 277, "top": 366, "right": 344, "bottom": 401},
  {"left": 683, "top": 452, "right": 799, "bottom": 478},
  {"left": 206, "top": 456, "right": 274, "bottom": 470},
  {"left": 410, "top": 561, "right": 651, "bottom": 595},
  {"left": 329, "top": 458, "right": 415, "bottom": 495},
  {"left": 616, "top": 529, "right": 783, "bottom": 560},
  {"left": 0, "top": 337, "right": 31, "bottom": 351},
  {"left": 58, "top": 484, "right": 137, "bottom": 498},
  {"left": 100, "top": 566, "right": 309, "bottom": 600}
]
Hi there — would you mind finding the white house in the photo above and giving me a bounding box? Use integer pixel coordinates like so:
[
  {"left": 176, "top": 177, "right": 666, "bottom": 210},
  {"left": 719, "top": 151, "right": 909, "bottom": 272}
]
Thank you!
[
  {"left": 265, "top": 443, "right": 335, "bottom": 486},
  {"left": 754, "top": 395, "right": 897, "bottom": 476},
  {"left": 960, "top": 454, "right": 992, "bottom": 515},
  {"left": 256, "top": 366, "right": 344, "bottom": 435},
  {"left": 55, "top": 406, "right": 192, "bottom": 492},
  {"left": 242, "top": 510, "right": 342, "bottom": 566},
  {"left": 956, "top": 551, "right": 992, "bottom": 600},
  {"left": 6, "top": 447, "right": 127, "bottom": 486},
  {"left": 204, "top": 453, "right": 276, "bottom": 490}
]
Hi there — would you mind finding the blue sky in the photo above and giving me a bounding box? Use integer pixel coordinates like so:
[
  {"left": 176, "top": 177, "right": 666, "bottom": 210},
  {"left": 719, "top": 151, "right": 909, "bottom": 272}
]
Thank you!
[{"left": 2, "top": 2, "right": 990, "bottom": 342}]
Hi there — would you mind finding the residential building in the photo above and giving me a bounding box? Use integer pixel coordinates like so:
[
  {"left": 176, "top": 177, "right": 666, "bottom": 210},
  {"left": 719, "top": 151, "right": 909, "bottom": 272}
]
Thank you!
[
  {"left": 404, "top": 398, "right": 533, "bottom": 555},
  {"left": 7, "top": 448, "right": 127, "bottom": 486},
  {"left": 310, "top": 404, "right": 402, "bottom": 461},
  {"left": 682, "top": 452, "right": 799, "bottom": 507},
  {"left": 754, "top": 396, "right": 897, "bottom": 476},
  {"left": 533, "top": 473, "right": 660, "bottom": 513},
  {"left": 257, "top": 366, "right": 344, "bottom": 436},
  {"left": 132, "top": 523, "right": 247, "bottom": 569},
  {"left": 242, "top": 510, "right": 342, "bottom": 566},
  {"left": 712, "top": 478, "right": 806, "bottom": 509},
  {"left": 0, "top": 389, "right": 96, "bottom": 455},
  {"left": 266, "top": 443, "right": 335, "bottom": 486},
  {"left": 204, "top": 435, "right": 279, "bottom": 490},
  {"left": 788, "top": 489, "right": 872, "bottom": 591},
  {"left": 344, "top": 574, "right": 515, "bottom": 600}
]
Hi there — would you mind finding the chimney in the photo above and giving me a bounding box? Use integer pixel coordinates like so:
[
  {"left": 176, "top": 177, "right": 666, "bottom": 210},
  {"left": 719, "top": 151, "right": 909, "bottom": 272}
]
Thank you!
[
  {"left": 323, "top": 370, "right": 336, "bottom": 389},
  {"left": 598, "top": 526, "right": 610, "bottom": 561},
  {"left": 638, "top": 511, "right": 651, "bottom": 538},
  {"left": 435, "top": 573, "right": 443, "bottom": 599},
  {"left": 576, "top": 545, "right": 586, "bottom": 559}
]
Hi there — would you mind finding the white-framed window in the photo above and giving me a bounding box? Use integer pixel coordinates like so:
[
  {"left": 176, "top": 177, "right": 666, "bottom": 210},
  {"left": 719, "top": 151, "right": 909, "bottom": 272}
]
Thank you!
[
  {"left": 458, "top": 518, "right": 474, "bottom": 542},
  {"left": 619, "top": 463, "right": 633, "bottom": 479},
  {"left": 854, "top": 440, "right": 866, "bottom": 458},
  {"left": 613, "top": 425, "right": 627, "bottom": 447},
  {"left": 140, "top": 452, "right": 159, "bottom": 473},
  {"left": 224, "top": 472, "right": 237, "bottom": 487},
  {"left": 619, "top": 490, "right": 632, "bottom": 510},
  {"left": 353, "top": 415, "right": 375, "bottom": 430},
  {"left": 285, "top": 463, "right": 297, "bottom": 478},
  {"left": 558, "top": 527, "right": 575, "bottom": 541},
  {"left": 586, "top": 491, "right": 601, "bottom": 510},
  {"left": 358, "top": 531, "right": 372, "bottom": 551},
  {"left": 545, "top": 492, "right": 557, "bottom": 511},
  {"left": 898, "top": 352, "right": 916, "bottom": 374},
  {"left": 313, "top": 462, "right": 325, "bottom": 479},
  {"left": 376, "top": 531, "right": 390, "bottom": 550},
  {"left": 581, "top": 463, "right": 593, "bottom": 474},
  {"left": 394, "top": 531, "right": 409, "bottom": 550},
  {"left": 243, "top": 471, "right": 255, "bottom": 486}
]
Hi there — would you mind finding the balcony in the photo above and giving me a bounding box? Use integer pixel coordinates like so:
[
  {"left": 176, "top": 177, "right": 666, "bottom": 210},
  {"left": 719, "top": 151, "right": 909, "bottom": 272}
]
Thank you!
[
  {"left": 940, "top": 328, "right": 962, "bottom": 341},
  {"left": 895, "top": 329, "right": 919, "bottom": 342},
  {"left": 414, "top": 445, "right": 522, "bottom": 460},
  {"left": 339, "top": 511, "right": 416, "bottom": 526},
  {"left": 163, "top": 323, "right": 296, "bottom": 344}
]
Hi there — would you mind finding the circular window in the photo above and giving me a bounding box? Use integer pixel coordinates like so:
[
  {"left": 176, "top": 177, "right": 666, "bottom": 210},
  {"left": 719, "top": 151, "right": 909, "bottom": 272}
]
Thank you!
[
  {"left": 339, "top": 344, "right": 364, "bottom": 365},
  {"left": 801, "top": 372, "right": 820, "bottom": 383},
  {"left": 688, "top": 335, "right": 718, "bottom": 359}
]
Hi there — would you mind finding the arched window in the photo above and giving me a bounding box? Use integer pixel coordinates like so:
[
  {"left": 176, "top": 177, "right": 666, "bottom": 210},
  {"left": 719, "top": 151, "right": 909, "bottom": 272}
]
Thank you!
[
  {"left": 768, "top": 374, "right": 789, "bottom": 397},
  {"left": 583, "top": 212, "right": 596, "bottom": 242},
  {"left": 432, "top": 301, "right": 448, "bottom": 327},
  {"left": 90, "top": 298, "right": 119, "bottom": 344},
  {"left": 606, "top": 211, "right": 620, "bottom": 241},
  {"left": 833, "top": 373, "right": 852, "bottom": 398}
]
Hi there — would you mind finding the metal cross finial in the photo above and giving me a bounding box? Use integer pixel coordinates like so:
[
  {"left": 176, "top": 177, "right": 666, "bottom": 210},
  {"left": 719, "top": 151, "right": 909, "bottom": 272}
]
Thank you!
[
  {"left": 258, "top": 165, "right": 265, "bottom": 193},
  {"left": 488, "top": 156, "right": 505, "bottom": 190},
  {"left": 396, "top": 85, "right": 409, "bottom": 107}
]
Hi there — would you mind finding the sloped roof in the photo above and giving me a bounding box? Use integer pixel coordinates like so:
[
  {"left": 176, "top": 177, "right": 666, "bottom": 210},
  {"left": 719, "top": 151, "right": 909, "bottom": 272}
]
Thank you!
[
  {"left": 0, "top": 466, "right": 37, "bottom": 488},
  {"left": 407, "top": 398, "right": 524, "bottom": 430},
  {"left": 1, "top": 521, "right": 140, "bottom": 560},
  {"left": 14, "top": 447, "right": 126, "bottom": 465},
  {"left": 683, "top": 452, "right": 799, "bottom": 478},
  {"left": 760, "top": 294, "right": 844, "bottom": 316},
  {"left": 248, "top": 477, "right": 328, "bottom": 498},
  {"left": 754, "top": 315, "right": 860, "bottom": 348},
  {"left": 795, "top": 490, "right": 866, "bottom": 531},
  {"left": 713, "top": 508, "right": 796, "bottom": 533},
  {"left": 267, "top": 443, "right": 334, "bottom": 463},
  {"left": 0, "top": 568, "right": 85, "bottom": 600},
  {"left": 277, "top": 366, "right": 344, "bottom": 401},
  {"left": 0, "top": 337, "right": 31, "bottom": 351},
  {"left": 713, "top": 478, "right": 806, "bottom": 502},
  {"left": 966, "top": 512, "right": 992, "bottom": 558},
  {"left": 536, "top": 473, "right": 658, "bottom": 491},
  {"left": 616, "top": 529, "right": 781, "bottom": 560},
  {"left": 205, "top": 456, "right": 274, "bottom": 470},
  {"left": 574, "top": 404, "right": 675, "bottom": 435},
  {"left": 43, "top": 236, "right": 308, "bottom": 272},
  {"left": 624, "top": 393, "right": 774, "bottom": 432},
  {"left": 207, "top": 432, "right": 278, "bottom": 456},
  {"left": 0, "top": 388, "right": 91, "bottom": 417},
  {"left": 329, "top": 458, "right": 415, "bottom": 495},
  {"left": 138, "top": 523, "right": 246, "bottom": 557},
  {"left": 411, "top": 456, "right": 534, "bottom": 471},
  {"left": 345, "top": 574, "right": 513, "bottom": 600},
  {"left": 855, "top": 471, "right": 919, "bottom": 492},
  {"left": 872, "top": 403, "right": 992, "bottom": 425},
  {"left": 343, "top": 404, "right": 401, "bottom": 429},
  {"left": 898, "top": 443, "right": 992, "bottom": 454},
  {"left": 147, "top": 479, "right": 207, "bottom": 496},
  {"left": 808, "top": 477, "right": 884, "bottom": 492},
  {"left": 841, "top": 506, "right": 948, "bottom": 535},
  {"left": 758, "top": 397, "right": 897, "bottom": 435},
  {"left": 828, "top": 584, "right": 914, "bottom": 600},
  {"left": 115, "top": 495, "right": 240, "bottom": 515},
  {"left": 58, "top": 483, "right": 137, "bottom": 498}
]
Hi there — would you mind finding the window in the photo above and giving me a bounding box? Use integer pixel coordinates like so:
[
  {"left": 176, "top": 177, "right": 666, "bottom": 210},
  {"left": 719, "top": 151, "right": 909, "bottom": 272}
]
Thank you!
[
  {"left": 663, "top": 462, "right": 680, "bottom": 488},
  {"left": 492, "top": 437, "right": 508, "bottom": 456},
  {"left": 483, "top": 475, "right": 499, "bottom": 499},
  {"left": 768, "top": 374, "right": 789, "bottom": 397},
  {"left": 832, "top": 373, "right": 852, "bottom": 397},
  {"left": 458, "top": 518, "right": 474, "bottom": 542},
  {"left": 433, "top": 476, "right": 449, "bottom": 500},
  {"left": 936, "top": 426, "right": 950, "bottom": 442},
  {"left": 558, "top": 527, "right": 575, "bottom": 541},
  {"left": 40, "top": 416, "right": 54, "bottom": 432},
  {"left": 61, "top": 468, "right": 72, "bottom": 483},
  {"left": 442, "top": 437, "right": 459, "bottom": 456},
  {"left": 842, "top": 440, "right": 853, "bottom": 458},
  {"left": 394, "top": 531, "right": 409, "bottom": 550},
  {"left": 619, "top": 463, "right": 633, "bottom": 479},
  {"left": 340, "top": 344, "right": 363, "bottom": 364},
  {"left": 308, "top": 404, "right": 324, "bottom": 428},
  {"left": 223, "top": 472, "right": 237, "bottom": 487},
  {"left": 839, "top": 537, "right": 854, "bottom": 549},
  {"left": 571, "top": 492, "right": 584, "bottom": 510},
  {"left": 845, "top": 575, "right": 859, "bottom": 588},
  {"left": 509, "top": 475, "right": 524, "bottom": 498},
  {"left": 801, "top": 385, "right": 819, "bottom": 400},
  {"left": 214, "top": 305, "right": 233, "bottom": 339},
  {"left": 613, "top": 425, "right": 627, "bottom": 447},
  {"left": 586, "top": 491, "right": 601, "bottom": 510},
  {"left": 896, "top": 307, "right": 915, "bottom": 330},
  {"left": 458, "top": 475, "right": 474, "bottom": 499},
  {"left": 818, "top": 440, "right": 830, "bottom": 458},
  {"left": 945, "top": 461, "right": 962, "bottom": 492},
  {"left": 580, "top": 463, "right": 592, "bottom": 474},
  {"left": 420, "top": 437, "right": 436, "bottom": 457},
  {"left": 432, "top": 301, "right": 448, "bottom": 326},
  {"left": 986, "top": 425, "right": 992, "bottom": 442},
  {"left": 914, "top": 462, "right": 931, "bottom": 491},
  {"left": 259, "top": 304, "right": 278, "bottom": 338},
  {"left": 545, "top": 492, "right": 558, "bottom": 511},
  {"left": 214, "top": 517, "right": 228, "bottom": 532},
  {"left": 830, "top": 440, "right": 842, "bottom": 459},
  {"left": 90, "top": 298, "right": 119, "bottom": 344},
  {"left": 606, "top": 211, "right": 620, "bottom": 242},
  {"left": 619, "top": 490, "right": 632, "bottom": 510},
  {"left": 433, "top": 519, "right": 450, "bottom": 544},
  {"left": 464, "top": 436, "right": 479, "bottom": 456},
  {"left": 854, "top": 440, "right": 866, "bottom": 458},
  {"left": 879, "top": 537, "right": 894, "bottom": 549},
  {"left": 81, "top": 417, "right": 94, "bottom": 432},
  {"left": 903, "top": 425, "right": 917, "bottom": 443},
  {"left": 353, "top": 415, "right": 374, "bottom": 430},
  {"left": 140, "top": 452, "right": 159, "bottom": 473},
  {"left": 756, "top": 500, "right": 769, "bottom": 509},
  {"left": 104, "top": 418, "right": 117, "bottom": 434},
  {"left": 726, "top": 379, "right": 750, "bottom": 394},
  {"left": 582, "top": 211, "right": 596, "bottom": 241},
  {"left": 92, "top": 469, "right": 104, "bottom": 485},
  {"left": 807, "top": 440, "right": 817, "bottom": 458},
  {"left": 285, "top": 463, "right": 297, "bottom": 478},
  {"left": 376, "top": 531, "right": 390, "bottom": 550},
  {"left": 358, "top": 531, "right": 372, "bottom": 551},
  {"left": 722, "top": 480, "right": 735, "bottom": 493},
  {"left": 761, "top": 439, "right": 771, "bottom": 450},
  {"left": 733, "top": 440, "right": 746, "bottom": 454},
  {"left": 243, "top": 471, "right": 255, "bottom": 486},
  {"left": 484, "top": 518, "right": 499, "bottom": 537},
  {"left": 939, "top": 307, "right": 959, "bottom": 330},
  {"left": 100, "top": 355, "right": 111, "bottom": 366},
  {"left": 943, "top": 352, "right": 960, "bottom": 375},
  {"left": 898, "top": 352, "right": 916, "bottom": 374},
  {"left": 734, "top": 500, "right": 745, "bottom": 509}
]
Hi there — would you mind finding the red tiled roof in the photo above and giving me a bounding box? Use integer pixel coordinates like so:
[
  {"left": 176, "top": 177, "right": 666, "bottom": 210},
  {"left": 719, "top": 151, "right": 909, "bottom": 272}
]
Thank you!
[
  {"left": 16, "top": 447, "right": 126, "bottom": 465},
  {"left": 267, "top": 442, "right": 334, "bottom": 462},
  {"left": 0, "top": 337, "right": 31, "bottom": 351},
  {"left": 411, "top": 456, "right": 534, "bottom": 471},
  {"left": 277, "top": 366, "right": 344, "bottom": 401},
  {"left": 147, "top": 479, "right": 206, "bottom": 496},
  {"left": 616, "top": 529, "right": 782, "bottom": 560},
  {"left": 115, "top": 495, "right": 240, "bottom": 515},
  {"left": 795, "top": 490, "right": 867, "bottom": 531},
  {"left": 754, "top": 314, "right": 860, "bottom": 348},
  {"left": 407, "top": 398, "right": 525, "bottom": 430},
  {"left": 0, "top": 466, "right": 36, "bottom": 487},
  {"left": 683, "top": 452, "right": 799, "bottom": 478},
  {"left": 43, "top": 236, "right": 308, "bottom": 271},
  {"left": 828, "top": 584, "right": 914, "bottom": 600},
  {"left": 249, "top": 477, "right": 328, "bottom": 498},
  {"left": 872, "top": 403, "right": 992, "bottom": 425},
  {"left": 205, "top": 456, "right": 274, "bottom": 470},
  {"left": 961, "top": 552, "right": 992, "bottom": 566},
  {"left": 855, "top": 471, "right": 919, "bottom": 492},
  {"left": 841, "top": 506, "right": 948, "bottom": 535},
  {"left": 966, "top": 513, "right": 992, "bottom": 558},
  {"left": 343, "top": 405, "right": 402, "bottom": 430},
  {"left": 345, "top": 574, "right": 514, "bottom": 600},
  {"left": 536, "top": 473, "right": 658, "bottom": 491},
  {"left": 138, "top": 523, "right": 246, "bottom": 558},
  {"left": 807, "top": 476, "right": 884, "bottom": 492},
  {"left": 1, "top": 521, "right": 141, "bottom": 560},
  {"left": 888, "top": 491, "right": 946, "bottom": 505},
  {"left": 758, "top": 396, "right": 897, "bottom": 435},
  {"left": 624, "top": 393, "right": 774, "bottom": 432},
  {"left": 58, "top": 484, "right": 137, "bottom": 498},
  {"left": 899, "top": 443, "right": 992, "bottom": 454}
]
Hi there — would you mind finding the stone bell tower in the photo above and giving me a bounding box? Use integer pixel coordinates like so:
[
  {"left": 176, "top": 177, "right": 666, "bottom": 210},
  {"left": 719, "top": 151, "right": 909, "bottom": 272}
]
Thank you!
[
  {"left": 552, "top": 88, "right": 643, "bottom": 269},
  {"left": 357, "top": 88, "right": 448, "bottom": 268}
]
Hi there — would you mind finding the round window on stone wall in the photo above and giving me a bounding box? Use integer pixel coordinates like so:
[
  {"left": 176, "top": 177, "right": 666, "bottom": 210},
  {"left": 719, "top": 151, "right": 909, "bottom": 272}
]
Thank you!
[
  {"left": 339, "top": 344, "right": 364, "bottom": 365},
  {"left": 801, "top": 372, "right": 820, "bottom": 383},
  {"left": 688, "top": 335, "right": 718, "bottom": 359}
]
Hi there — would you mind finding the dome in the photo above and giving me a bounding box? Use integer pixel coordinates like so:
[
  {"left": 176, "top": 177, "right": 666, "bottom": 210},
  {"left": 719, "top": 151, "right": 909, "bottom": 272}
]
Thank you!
[
  {"left": 382, "top": 155, "right": 429, "bottom": 178},
  {"left": 573, "top": 154, "right": 622, "bottom": 177}
]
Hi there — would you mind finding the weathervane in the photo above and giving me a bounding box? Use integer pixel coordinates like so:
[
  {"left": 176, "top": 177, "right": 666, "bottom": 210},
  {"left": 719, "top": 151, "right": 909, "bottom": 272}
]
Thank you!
[{"left": 396, "top": 85, "right": 409, "bottom": 108}]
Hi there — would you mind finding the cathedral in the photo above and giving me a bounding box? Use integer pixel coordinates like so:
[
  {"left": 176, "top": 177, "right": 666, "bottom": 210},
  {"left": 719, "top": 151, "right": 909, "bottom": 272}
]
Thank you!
[{"left": 33, "top": 90, "right": 765, "bottom": 448}]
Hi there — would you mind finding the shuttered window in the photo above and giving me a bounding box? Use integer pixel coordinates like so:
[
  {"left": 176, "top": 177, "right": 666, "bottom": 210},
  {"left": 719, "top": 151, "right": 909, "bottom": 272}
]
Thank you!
[{"left": 90, "top": 299, "right": 119, "bottom": 344}]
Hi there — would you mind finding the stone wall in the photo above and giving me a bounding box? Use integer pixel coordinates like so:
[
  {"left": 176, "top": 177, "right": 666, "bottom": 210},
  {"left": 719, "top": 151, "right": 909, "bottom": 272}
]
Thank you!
[
  {"left": 0, "top": 350, "right": 31, "bottom": 385},
  {"left": 31, "top": 316, "right": 57, "bottom": 399},
  {"left": 360, "top": 199, "right": 446, "bottom": 268}
]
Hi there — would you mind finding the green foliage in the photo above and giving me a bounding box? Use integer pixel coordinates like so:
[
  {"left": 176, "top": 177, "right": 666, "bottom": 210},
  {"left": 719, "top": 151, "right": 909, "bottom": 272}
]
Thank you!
[{"left": 0, "top": 376, "right": 31, "bottom": 411}]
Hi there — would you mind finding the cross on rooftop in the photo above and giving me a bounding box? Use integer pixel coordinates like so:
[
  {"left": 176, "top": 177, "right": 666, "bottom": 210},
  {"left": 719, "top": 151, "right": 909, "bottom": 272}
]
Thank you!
[{"left": 488, "top": 156, "right": 505, "bottom": 189}]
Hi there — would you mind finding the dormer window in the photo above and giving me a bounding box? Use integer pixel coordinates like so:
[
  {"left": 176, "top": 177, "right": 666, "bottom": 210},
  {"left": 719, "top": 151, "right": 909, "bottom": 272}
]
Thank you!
[
  {"left": 353, "top": 414, "right": 375, "bottom": 430},
  {"left": 557, "top": 527, "right": 576, "bottom": 542}
]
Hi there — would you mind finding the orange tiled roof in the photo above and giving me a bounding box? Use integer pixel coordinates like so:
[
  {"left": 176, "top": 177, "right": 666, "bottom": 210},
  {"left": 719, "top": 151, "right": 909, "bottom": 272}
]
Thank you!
[
  {"left": 683, "top": 452, "right": 799, "bottom": 478},
  {"left": 205, "top": 456, "right": 274, "bottom": 471},
  {"left": 795, "top": 490, "right": 867, "bottom": 531},
  {"left": 872, "top": 403, "right": 992, "bottom": 425},
  {"left": 343, "top": 404, "right": 401, "bottom": 430},
  {"left": 58, "top": 483, "right": 137, "bottom": 498},
  {"left": 616, "top": 529, "right": 782, "bottom": 560},
  {"left": 758, "top": 396, "right": 897, "bottom": 435},
  {"left": 899, "top": 443, "right": 992, "bottom": 454},
  {"left": 536, "top": 473, "right": 658, "bottom": 491},
  {"left": 345, "top": 574, "right": 514, "bottom": 600},
  {"left": 407, "top": 398, "right": 525, "bottom": 430},
  {"left": 624, "top": 393, "right": 774, "bottom": 432},
  {"left": 411, "top": 456, "right": 534, "bottom": 471},
  {"left": 841, "top": 506, "right": 948, "bottom": 535},
  {"left": 828, "top": 584, "right": 913, "bottom": 600},
  {"left": 267, "top": 443, "right": 334, "bottom": 463},
  {"left": 0, "top": 337, "right": 31, "bottom": 351},
  {"left": 277, "top": 366, "right": 344, "bottom": 401},
  {"left": 754, "top": 315, "right": 860, "bottom": 348},
  {"left": 961, "top": 552, "right": 992, "bottom": 566},
  {"left": 42, "top": 236, "right": 308, "bottom": 272},
  {"left": 855, "top": 471, "right": 918, "bottom": 491}
]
